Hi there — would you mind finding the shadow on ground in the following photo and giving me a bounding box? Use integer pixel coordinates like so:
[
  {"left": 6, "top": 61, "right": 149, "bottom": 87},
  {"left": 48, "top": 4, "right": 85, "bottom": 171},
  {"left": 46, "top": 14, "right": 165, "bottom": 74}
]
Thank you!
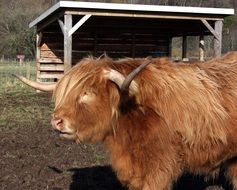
[
  {"left": 69, "top": 166, "right": 128, "bottom": 190},
  {"left": 174, "top": 173, "right": 232, "bottom": 190},
  {"left": 68, "top": 166, "right": 233, "bottom": 190}
]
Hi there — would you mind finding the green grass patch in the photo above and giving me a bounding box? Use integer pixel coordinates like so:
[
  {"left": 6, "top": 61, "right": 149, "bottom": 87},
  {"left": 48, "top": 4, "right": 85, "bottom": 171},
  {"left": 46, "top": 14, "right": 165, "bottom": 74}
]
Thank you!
[
  {"left": 0, "top": 61, "right": 54, "bottom": 131},
  {"left": 0, "top": 61, "right": 36, "bottom": 92}
]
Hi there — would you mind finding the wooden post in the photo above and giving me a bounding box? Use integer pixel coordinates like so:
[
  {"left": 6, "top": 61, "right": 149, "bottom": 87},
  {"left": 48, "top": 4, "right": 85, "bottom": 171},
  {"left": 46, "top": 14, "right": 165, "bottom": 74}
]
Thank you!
[
  {"left": 64, "top": 14, "right": 72, "bottom": 73},
  {"left": 36, "top": 32, "right": 42, "bottom": 82},
  {"left": 36, "top": 32, "right": 42, "bottom": 92},
  {"left": 182, "top": 36, "right": 187, "bottom": 60},
  {"left": 199, "top": 35, "right": 205, "bottom": 62},
  {"left": 214, "top": 20, "right": 223, "bottom": 58}
]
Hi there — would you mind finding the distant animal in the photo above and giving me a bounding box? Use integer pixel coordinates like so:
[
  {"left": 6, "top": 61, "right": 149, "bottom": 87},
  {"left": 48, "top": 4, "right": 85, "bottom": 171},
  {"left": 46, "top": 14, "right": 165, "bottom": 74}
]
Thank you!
[{"left": 16, "top": 52, "right": 237, "bottom": 190}]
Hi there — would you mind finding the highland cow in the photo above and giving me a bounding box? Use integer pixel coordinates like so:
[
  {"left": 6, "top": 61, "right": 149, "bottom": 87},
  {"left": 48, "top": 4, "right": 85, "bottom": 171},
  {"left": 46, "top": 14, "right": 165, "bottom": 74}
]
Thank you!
[{"left": 16, "top": 52, "right": 237, "bottom": 190}]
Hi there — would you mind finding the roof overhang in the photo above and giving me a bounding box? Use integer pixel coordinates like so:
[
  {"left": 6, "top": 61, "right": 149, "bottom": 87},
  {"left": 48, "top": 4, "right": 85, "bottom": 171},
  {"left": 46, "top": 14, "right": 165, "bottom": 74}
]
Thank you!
[{"left": 29, "top": 1, "right": 235, "bottom": 28}]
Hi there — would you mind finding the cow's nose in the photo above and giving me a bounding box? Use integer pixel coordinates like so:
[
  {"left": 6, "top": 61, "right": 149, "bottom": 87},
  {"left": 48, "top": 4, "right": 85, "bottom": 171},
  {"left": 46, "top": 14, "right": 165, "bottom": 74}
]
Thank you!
[{"left": 51, "top": 118, "right": 63, "bottom": 130}]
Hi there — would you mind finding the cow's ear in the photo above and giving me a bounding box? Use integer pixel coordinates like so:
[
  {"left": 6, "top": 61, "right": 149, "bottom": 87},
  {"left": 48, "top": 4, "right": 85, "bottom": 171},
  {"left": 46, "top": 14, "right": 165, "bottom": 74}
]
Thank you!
[{"left": 103, "top": 69, "right": 138, "bottom": 96}]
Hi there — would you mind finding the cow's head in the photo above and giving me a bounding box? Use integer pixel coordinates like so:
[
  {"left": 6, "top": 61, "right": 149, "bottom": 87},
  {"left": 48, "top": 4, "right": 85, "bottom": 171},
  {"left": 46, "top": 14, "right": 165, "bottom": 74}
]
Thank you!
[{"left": 15, "top": 57, "right": 151, "bottom": 143}]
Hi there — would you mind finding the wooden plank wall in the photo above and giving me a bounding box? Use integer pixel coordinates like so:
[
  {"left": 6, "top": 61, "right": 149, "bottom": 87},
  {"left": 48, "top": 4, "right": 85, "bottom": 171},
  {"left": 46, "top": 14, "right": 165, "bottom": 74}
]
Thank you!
[
  {"left": 38, "top": 16, "right": 177, "bottom": 81},
  {"left": 71, "top": 16, "right": 170, "bottom": 64},
  {"left": 38, "top": 23, "right": 64, "bottom": 81}
]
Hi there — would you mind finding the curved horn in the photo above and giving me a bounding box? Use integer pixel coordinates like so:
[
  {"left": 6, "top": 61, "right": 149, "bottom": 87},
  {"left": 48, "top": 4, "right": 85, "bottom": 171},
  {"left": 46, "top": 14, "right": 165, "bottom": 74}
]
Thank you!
[
  {"left": 13, "top": 74, "right": 56, "bottom": 92},
  {"left": 120, "top": 58, "right": 152, "bottom": 92},
  {"left": 105, "top": 69, "right": 138, "bottom": 95},
  {"left": 105, "top": 57, "right": 152, "bottom": 94}
]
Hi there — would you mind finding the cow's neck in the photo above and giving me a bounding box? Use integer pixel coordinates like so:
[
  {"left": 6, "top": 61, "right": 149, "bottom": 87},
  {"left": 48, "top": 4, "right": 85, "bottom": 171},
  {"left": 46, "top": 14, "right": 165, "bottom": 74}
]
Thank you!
[{"left": 104, "top": 106, "right": 178, "bottom": 187}]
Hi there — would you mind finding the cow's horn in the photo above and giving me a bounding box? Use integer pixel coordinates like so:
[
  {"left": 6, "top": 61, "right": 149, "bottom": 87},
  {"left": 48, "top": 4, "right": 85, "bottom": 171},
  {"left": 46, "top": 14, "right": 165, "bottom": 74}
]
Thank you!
[
  {"left": 106, "top": 57, "right": 152, "bottom": 94},
  {"left": 106, "top": 69, "right": 138, "bottom": 94},
  {"left": 14, "top": 74, "right": 56, "bottom": 92},
  {"left": 120, "top": 58, "right": 152, "bottom": 92}
]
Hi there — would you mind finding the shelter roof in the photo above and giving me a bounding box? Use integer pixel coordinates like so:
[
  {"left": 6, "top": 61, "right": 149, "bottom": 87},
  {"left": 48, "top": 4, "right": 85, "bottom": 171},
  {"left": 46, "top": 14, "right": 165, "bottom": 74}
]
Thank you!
[{"left": 29, "top": 1, "right": 234, "bottom": 28}]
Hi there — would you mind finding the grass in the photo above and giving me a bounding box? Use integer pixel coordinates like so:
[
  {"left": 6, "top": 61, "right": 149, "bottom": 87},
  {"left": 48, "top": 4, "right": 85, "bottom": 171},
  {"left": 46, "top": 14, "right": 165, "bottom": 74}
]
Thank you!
[
  {"left": 0, "top": 61, "right": 35, "bottom": 92},
  {"left": 0, "top": 61, "right": 54, "bottom": 131}
]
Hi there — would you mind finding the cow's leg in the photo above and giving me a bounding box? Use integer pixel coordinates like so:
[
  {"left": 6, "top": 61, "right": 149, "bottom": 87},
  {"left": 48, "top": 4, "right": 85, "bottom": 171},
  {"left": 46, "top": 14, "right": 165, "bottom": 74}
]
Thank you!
[
  {"left": 204, "top": 186, "right": 224, "bottom": 190},
  {"left": 142, "top": 182, "right": 172, "bottom": 190},
  {"left": 140, "top": 156, "right": 181, "bottom": 190},
  {"left": 127, "top": 172, "right": 175, "bottom": 190},
  {"left": 226, "top": 166, "right": 237, "bottom": 189},
  {"left": 140, "top": 171, "right": 179, "bottom": 190},
  {"left": 225, "top": 158, "right": 237, "bottom": 189},
  {"left": 141, "top": 179, "right": 172, "bottom": 190}
]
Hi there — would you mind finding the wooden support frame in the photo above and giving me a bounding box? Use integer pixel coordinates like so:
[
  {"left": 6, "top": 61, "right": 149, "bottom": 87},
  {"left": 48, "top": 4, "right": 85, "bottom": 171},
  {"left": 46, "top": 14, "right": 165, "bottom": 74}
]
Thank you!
[
  {"left": 36, "top": 32, "right": 42, "bottom": 83},
  {"left": 201, "top": 19, "right": 220, "bottom": 40},
  {"left": 58, "top": 19, "right": 66, "bottom": 36},
  {"left": 66, "top": 10, "right": 224, "bottom": 21},
  {"left": 64, "top": 14, "right": 72, "bottom": 72},
  {"left": 201, "top": 19, "right": 223, "bottom": 57},
  {"left": 199, "top": 35, "right": 205, "bottom": 62},
  {"left": 214, "top": 20, "right": 223, "bottom": 57},
  {"left": 37, "top": 12, "right": 64, "bottom": 32},
  {"left": 57, "top": 14, "right": 91, "bottom": 72},
  {"left": 37, "top": 32, "right": 43, "bottom": 48},
  {"left": 31, "top": 2, "right": 233, "bottom": 85},
  {"left": 68, "top": 14, "right": 91, "bottom": 36}
]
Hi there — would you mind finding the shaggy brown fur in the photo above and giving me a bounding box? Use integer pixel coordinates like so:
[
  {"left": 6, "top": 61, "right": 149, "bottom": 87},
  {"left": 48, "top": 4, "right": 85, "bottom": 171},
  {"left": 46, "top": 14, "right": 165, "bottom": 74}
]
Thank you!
[{"left": 52, "top": 52, "right": 237, "bottom": 190}]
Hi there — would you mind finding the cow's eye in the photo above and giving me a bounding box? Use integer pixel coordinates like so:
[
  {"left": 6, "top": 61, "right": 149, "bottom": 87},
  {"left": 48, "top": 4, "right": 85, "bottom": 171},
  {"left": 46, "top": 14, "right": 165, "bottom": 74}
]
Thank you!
[{"left": 79, "top": 91, "right": 96, "bottom": 103}]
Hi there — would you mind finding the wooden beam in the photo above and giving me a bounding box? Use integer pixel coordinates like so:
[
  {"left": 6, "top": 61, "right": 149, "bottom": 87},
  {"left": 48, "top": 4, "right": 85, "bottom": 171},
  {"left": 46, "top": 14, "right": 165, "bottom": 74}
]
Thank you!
[
  {"left": 214, "top": 20, "right": 223, "bottom": 57},
  {"left": 68, "top": 14, "right": 91, "bottom": 37},
  {"left": 37, "top": 12, "right": 64, "bottom": 32},
  {"left": 36, "top": 33, "right": 43, "bottom": 91},
  {"left": 58, "top": 19, "right": 66, "bottom": 36},
  {"left": 38, "top": 73, "right": 64, "bottom": 79},
  {"left": 201, "top": 19, "right": 222, "bottom": 57},
  {"left": 39, "top": 58, "right": 63, "bottom": 64},
  {"left": 36, "top": 32, "right": 43, "bottom": 47},
  {"left": 36, "top": 33, "right": 41, "bottom": 84},
  {"left": 201, "top": 19, "right": 220, "bottom": 41},
  {"left": 39, "top": 64, "right": 64, "bottom": 71},
  {"left": 64, "top": 14, "right": 72, "bottom": 72},
  {"left": 199, "top": 35, "right": 205, "bottom": 62},
  {"left": 65, "top": 10, "right": 224, "bottom": 21},
  {"left": 182, "top": 36, "right": 187, "bottom": 59}
]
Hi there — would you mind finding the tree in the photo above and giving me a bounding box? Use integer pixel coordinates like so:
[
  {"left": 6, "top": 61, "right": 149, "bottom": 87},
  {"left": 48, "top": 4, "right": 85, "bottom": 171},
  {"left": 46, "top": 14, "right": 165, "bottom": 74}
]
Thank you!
[{"left": 0, "top": 0, "right": 51, "bottom": 59}]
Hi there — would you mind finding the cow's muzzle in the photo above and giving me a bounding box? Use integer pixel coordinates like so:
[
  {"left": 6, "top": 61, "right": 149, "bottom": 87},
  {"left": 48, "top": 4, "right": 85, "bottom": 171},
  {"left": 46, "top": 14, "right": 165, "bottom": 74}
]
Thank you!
[
  {"left": 51, "top": 118, "right": 63, "bottom": 131},
  {"left": 51, "top": 117, "right": 76, "bottom": 139}
]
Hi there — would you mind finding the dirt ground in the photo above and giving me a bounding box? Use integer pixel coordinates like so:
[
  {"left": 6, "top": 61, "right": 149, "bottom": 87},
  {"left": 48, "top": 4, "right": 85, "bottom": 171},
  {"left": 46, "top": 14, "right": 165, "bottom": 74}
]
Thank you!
[{"left": 0, "top": 91, "right": 232, "bottom": 190}]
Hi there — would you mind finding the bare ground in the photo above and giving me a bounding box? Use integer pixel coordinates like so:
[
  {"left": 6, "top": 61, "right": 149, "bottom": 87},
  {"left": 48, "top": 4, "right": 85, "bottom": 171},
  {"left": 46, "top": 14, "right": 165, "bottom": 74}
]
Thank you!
[{"left": 0, "top": 91, "right": 232, "bottom": 190}]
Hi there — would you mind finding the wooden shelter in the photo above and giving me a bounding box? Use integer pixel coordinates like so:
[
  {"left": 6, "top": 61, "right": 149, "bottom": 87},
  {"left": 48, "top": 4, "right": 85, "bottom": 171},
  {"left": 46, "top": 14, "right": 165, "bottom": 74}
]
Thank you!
[{"left": 29, "top": 1, "right": 234, "bottom": 82}]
